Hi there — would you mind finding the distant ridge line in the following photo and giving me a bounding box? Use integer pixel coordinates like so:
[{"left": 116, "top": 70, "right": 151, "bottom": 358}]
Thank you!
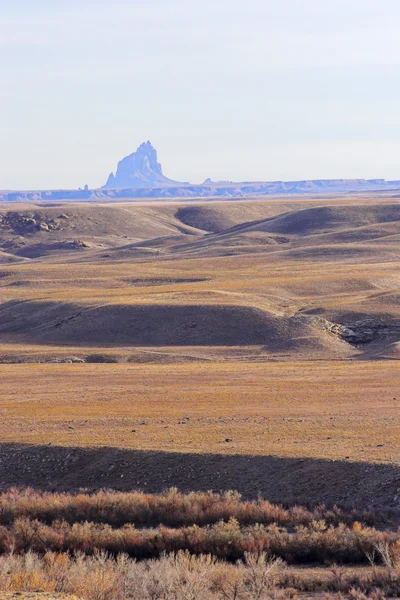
[
  {"left": 2, "top": 140, "right": 400, "bottom": 201},
  {"left": 2, "top": 178, "right": 400, "bottom": 202}
]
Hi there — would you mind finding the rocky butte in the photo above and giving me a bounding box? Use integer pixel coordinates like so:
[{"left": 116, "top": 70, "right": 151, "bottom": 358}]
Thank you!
[
  {"left": 103, "top": 141, "right": 184, "bottom": 189},
  {"left": 1, "top": 141, "right": 399, "bottom": 201}
]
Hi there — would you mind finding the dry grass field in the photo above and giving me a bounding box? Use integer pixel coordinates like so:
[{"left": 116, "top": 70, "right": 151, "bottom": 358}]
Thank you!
[
  {"left": 0, "top": 361, "right": 399, "bottom": 462},
  {"left": 0, "top": 195, "right": 399, "bottom": 505}
]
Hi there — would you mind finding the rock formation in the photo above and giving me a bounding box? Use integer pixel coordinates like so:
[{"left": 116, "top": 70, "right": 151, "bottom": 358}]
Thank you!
[{"left": 103, "top": 141, "right": 182, "bottom": 189}]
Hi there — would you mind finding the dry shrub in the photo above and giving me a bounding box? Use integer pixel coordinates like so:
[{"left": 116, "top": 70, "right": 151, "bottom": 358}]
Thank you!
[
  {"left": 375, "top": 540, "right": 400, "bottom": 570},
  {"left": 214, "top": 564, "right": 245, "bottom": 600},
  {"left": 125, "top": 555, "right": 175, "bottom": 600},
  {"left": 214, "top": 553, "right": 283, "bottom": 600},
  {"left": 348, "top": 589, "right": 388, "bottom": 600},
  {"left": 243, "top": 552, "right": 283, "bottom": 600},
  {"left": 169, "top": 551, "right": 217, "bottom": 600},
  {"left": 0, "top": 551, "right": 57, "bottom": 592},
  {"left": 0, "top": 488, "right": 394, "bottom": 530},
  {"left": 0, "top": 515, "right": 398, "bottom": 566},
  {"left": 0, "top": 550, "right": 399, "bottom": 599},
  {"left": 66, "top": 551, "right": 124, "bottom": 600},
  {"left": 121, "top": 551, "right": 217, "bottom": 600}
]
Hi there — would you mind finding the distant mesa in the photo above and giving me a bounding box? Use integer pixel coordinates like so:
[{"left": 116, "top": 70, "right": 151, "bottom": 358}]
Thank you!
[{"left": 103, "top": 141, "right": 185, "bottom": 189}]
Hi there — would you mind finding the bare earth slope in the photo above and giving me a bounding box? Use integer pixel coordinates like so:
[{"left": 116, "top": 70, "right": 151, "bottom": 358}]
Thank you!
[{"left": 0, "top": 300, "right": 323, "bottom": 349}]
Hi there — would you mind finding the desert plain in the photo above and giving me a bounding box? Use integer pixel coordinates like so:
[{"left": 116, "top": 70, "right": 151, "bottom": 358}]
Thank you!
[{"left": 0, "top": 194, "right": 399, "bottom": 506}]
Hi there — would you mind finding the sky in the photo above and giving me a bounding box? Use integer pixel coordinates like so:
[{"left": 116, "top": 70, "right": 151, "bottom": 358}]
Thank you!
[{"left": 1, "top": 0, "right": 400, "bottom": 189}]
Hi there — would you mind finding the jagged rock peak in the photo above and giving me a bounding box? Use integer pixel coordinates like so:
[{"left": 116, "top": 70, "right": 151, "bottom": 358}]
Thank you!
[{"left": 103, "top": 141, "right": 181, "bottom": 189}]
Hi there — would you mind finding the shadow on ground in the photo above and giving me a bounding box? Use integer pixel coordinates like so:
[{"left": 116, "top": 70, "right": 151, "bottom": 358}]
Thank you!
[
  {"left": 0, "top": 300, "right": 316, "bottom": 349},
  {"left": 1, "top": 443, "right": 400, "bottom": 509}
]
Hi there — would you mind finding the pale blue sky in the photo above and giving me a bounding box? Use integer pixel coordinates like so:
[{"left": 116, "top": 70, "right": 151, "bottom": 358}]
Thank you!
[{"left": 1, "top": 0, "right": 400, "bottom": 189}]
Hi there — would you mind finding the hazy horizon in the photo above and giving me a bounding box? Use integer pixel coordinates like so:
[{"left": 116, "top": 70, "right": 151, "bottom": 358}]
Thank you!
[{"left": 2, "top": 0, "right": 400, "bottom": 190}]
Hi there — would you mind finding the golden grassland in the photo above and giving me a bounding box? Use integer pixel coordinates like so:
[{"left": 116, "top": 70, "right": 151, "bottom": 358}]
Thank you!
[
  {"left": 0, "top": 196, "right": 399, "bottom": 472},
  {"left": 1, "top": 361, "right": 399, "bottom": 463},
  {"left": 1, "top": 253, "right": 399, "bottom": 316}
]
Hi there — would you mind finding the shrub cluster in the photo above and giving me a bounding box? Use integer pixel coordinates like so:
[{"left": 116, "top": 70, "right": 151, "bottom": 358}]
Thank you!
[
  {"left": 0, "top": 488, "right": 393, "bottom": 528},
  {"left": 0, "top": 516, "right": 398, "bottom": 565},
  {"left": 0, "top": 550, "right": 399, "bottom": 600},
  {"left": 0, "top": 490, "right": 399, "bottom": 598}
]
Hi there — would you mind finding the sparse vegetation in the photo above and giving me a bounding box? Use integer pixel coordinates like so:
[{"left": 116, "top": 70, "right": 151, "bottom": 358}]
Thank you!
[{"left": 1, "top": 549, "right": 400, "bottom": 599}]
